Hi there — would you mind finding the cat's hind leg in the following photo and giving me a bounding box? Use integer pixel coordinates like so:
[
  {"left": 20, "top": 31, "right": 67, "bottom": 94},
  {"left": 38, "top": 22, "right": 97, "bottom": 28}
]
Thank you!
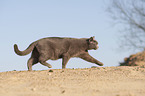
[
  {"left": 27, "top": 57, "right": 38, "bottom": 71},
  {"left": 27, "top": 47, "right": 39, "bottom": 71},
  {"left": 39, "top": 61, "right": 52, "bottom": 68},
  {"left": 38, "top": 56, "right": 52, "bottom": 68}
]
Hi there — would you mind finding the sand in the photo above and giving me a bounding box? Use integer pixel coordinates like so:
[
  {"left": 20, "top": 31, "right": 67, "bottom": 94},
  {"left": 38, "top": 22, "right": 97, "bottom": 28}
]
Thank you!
[{"left": 0, "top": 66, "right": 145, "bottom": 96}]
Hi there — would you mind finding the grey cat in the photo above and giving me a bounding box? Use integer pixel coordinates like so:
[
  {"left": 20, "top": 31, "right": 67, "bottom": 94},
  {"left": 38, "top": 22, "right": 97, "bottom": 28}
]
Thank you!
[{"left": 14, "top": 36, "right": 103, "bottom": 71}]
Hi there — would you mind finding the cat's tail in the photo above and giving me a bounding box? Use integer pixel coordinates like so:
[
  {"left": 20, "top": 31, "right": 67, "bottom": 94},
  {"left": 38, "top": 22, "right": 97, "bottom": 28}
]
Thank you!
[{"left": 14, "top": 43, "right": 35, "bottom": 56}]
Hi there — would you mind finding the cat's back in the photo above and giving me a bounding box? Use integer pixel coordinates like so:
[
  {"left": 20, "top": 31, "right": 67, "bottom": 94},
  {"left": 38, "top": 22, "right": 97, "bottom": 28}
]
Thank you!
[
  {"left": 35, "top": 37, "right": 87, "bottom": 48},
  {"left": 35, "top": 37, "right": 74, "bottom": 48},
  {"left": 37, "top": 37, "right": 78, "bottom": 44}
]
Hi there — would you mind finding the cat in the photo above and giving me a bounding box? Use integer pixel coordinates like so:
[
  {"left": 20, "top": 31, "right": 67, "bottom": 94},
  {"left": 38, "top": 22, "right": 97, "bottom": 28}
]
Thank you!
[{"left": 14, "top": 36, "right": 103, "bottom": 71}]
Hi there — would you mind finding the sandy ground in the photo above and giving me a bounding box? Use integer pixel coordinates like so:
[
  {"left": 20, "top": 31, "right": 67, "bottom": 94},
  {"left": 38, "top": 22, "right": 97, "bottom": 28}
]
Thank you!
[{"left": 0, "top": 66, "right": 145, "bottom": 96}]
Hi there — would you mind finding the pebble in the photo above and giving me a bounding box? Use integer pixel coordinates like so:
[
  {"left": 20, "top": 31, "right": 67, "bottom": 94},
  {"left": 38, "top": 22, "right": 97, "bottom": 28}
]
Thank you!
[
  {"left": 31, "top": 88, "right": 36, "bottom": 91},
  {"left": 49, "top": 70, "right": 53, "bottom": 72}
]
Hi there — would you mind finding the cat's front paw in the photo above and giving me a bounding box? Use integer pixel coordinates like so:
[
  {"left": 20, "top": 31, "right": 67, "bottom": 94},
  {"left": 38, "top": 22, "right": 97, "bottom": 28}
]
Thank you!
[
  {"left": 96, "top": 62, "right": 104, "bottom": 66},
  {"left": 47, "top": 64, "right": 52, "bottom": 68}
]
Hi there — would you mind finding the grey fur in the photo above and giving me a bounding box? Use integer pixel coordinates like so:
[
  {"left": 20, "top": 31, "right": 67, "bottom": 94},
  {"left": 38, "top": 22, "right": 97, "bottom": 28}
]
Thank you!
[{"left": 14, "top": 37, "right": 103, "bottom": 71}]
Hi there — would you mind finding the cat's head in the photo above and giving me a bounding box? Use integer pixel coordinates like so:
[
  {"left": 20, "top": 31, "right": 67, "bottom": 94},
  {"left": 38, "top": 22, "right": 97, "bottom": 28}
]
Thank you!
[{"left": 87, "top": 36, "right": 99, "bottom": 50}]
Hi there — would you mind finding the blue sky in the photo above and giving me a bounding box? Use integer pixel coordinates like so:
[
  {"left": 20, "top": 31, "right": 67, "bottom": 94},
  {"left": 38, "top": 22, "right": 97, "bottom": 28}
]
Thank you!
[{"left": 0, "top": 0, "right": 132, "bottom": 72}]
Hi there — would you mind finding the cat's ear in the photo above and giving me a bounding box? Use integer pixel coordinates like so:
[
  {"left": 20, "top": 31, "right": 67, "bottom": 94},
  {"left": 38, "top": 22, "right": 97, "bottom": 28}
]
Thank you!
[{"left": 89, "top": 36, "right": 95, "bottom": 41}]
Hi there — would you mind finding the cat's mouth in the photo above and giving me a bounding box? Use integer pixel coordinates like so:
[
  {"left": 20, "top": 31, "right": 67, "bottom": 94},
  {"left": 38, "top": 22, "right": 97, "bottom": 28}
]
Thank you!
[
  {"left": 94, "top": 45, "right": 99, "bottom": 50},
  {"left": 94, "top": 48, "right": 98, "bottom": 50}
]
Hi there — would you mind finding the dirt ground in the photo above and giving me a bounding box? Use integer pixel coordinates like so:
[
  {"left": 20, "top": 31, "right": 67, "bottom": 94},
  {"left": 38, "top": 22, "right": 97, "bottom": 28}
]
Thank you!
[{"left": 0, "top": 66, "right": 145, "bottom": 96}]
